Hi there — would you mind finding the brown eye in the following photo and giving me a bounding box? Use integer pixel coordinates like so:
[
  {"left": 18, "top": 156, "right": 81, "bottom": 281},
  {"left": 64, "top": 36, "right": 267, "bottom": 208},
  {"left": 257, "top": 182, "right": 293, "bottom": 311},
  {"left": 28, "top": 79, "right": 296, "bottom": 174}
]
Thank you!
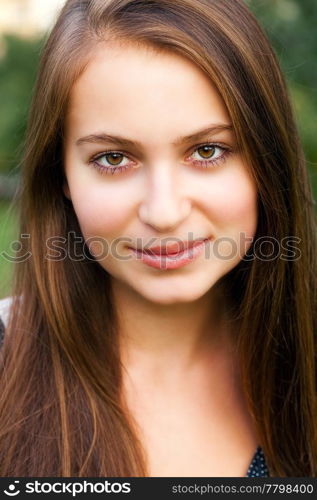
[
  {"left": 197, "top": 145, "right": 216, "bottom": 159},
  {"left": 105, "top": 153, "right": 124, "bottom": 165},
  {"left": 91, "top": 150, "right": 134, "bottom": 174},
  {"left": 189, "top": 144, "right": 229, "bottom": 168}
]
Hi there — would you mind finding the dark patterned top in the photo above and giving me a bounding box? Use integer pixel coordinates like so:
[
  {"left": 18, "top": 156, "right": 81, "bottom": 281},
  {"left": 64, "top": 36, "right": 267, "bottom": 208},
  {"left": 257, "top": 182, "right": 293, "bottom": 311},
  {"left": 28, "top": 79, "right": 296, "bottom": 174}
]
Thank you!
[
  {"left": 0, "top": 316, "right": 4, "bottom": 347},
  {"left": 0, "top": 314, "right": 269, "bottom": 477},
  {"left": 246, "top": 446, "right": 269, "bottom": 477}
]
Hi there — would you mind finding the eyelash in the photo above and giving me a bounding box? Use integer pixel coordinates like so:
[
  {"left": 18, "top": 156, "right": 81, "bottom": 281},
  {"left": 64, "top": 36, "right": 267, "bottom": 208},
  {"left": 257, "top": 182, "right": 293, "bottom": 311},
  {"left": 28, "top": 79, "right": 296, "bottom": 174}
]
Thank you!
[{"left": 89, "top": 143, "right": 232, "bottom": 176}]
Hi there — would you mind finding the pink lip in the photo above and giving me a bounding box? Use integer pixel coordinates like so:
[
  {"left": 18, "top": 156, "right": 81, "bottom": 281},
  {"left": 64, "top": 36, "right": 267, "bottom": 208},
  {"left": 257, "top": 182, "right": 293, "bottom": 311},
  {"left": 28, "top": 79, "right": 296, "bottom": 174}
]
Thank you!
[
  {"left": 142, "top": 239, "right": 204, "bottom": 255},
  {"left": 128, "top": 238, "right": 211, "bottom": 270},
  {"left": 130, "top": 238, "right": 209, "bottom": 255}
]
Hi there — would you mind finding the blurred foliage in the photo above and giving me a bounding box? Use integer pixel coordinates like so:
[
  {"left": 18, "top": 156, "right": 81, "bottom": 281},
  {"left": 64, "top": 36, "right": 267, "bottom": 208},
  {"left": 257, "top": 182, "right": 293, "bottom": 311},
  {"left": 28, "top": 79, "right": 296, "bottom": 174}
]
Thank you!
[
  {"left": 247, "top": 0, "right": 317, "bottom": 194},
  {"left": 0, "top": 199, "right": 18, "bottom": 298},
  {"left": 0, "top": 34, "right": 44, "bottom": 173}
]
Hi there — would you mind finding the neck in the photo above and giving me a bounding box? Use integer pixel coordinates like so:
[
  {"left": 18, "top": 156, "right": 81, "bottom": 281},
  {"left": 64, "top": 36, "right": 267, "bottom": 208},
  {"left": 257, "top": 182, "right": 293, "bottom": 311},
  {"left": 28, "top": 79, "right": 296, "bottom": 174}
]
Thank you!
[{"left": 112, "top": 280, "right": 236, "bottom": 378}]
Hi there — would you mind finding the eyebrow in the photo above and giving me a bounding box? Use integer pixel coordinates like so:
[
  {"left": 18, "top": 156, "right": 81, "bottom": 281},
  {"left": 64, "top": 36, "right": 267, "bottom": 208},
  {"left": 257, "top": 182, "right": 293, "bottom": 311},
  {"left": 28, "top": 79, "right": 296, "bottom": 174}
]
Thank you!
[{"left": 75, "top": 123, "right": 234, "bottom": 148}]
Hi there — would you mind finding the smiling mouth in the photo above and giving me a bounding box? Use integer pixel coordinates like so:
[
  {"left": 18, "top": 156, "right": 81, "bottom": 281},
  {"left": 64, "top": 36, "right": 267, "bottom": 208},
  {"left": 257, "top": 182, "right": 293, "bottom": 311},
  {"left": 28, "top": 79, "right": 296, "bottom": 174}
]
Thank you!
[
  {"left": 128, "top": 237, "right": 211, "bottom": 255},
  {"left": 127, "top": 237, "right": 211, "bottom": 270}
]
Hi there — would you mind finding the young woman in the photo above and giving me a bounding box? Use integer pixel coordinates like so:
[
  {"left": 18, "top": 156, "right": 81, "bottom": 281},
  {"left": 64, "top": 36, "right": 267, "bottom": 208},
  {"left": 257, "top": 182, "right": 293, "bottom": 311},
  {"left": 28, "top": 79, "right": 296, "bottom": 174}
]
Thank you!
[{"left": 0, "top": 0, "right": 316, "bottom": 477}]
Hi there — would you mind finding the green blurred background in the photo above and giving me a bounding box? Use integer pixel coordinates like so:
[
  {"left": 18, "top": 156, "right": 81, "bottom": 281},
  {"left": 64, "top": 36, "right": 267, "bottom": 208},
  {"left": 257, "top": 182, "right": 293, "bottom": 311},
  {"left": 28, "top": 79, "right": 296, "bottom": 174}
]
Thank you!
[{"left": 0, "top": 0, "right": 316, "bottom": 298}]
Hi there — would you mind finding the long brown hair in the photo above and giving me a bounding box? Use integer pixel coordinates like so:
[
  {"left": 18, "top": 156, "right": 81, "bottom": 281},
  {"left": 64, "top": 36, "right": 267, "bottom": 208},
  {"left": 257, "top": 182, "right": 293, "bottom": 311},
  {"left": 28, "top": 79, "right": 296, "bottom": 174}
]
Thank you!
[{"left": 0, "top": 0, "right": 316, "bottom": 476}]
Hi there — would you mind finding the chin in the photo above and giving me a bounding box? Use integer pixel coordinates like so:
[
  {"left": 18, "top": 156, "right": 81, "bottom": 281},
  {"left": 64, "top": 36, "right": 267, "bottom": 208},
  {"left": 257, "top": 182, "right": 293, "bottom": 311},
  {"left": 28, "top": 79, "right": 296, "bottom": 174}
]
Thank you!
[{"left": 131, "top": 281, "right": 214, "bottom": 306}]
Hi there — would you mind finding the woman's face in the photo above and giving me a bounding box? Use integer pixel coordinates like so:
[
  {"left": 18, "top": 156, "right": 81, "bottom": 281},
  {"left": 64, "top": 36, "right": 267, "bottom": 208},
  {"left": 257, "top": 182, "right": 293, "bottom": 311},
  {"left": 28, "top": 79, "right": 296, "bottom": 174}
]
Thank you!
[{"left": 63, "top": 42, "right": 258, "bottom": 305}]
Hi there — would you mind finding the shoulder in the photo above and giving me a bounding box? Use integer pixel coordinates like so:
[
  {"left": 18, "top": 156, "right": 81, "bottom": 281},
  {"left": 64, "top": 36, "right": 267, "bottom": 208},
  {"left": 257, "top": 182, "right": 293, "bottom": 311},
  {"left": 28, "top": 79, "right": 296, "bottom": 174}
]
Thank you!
[
  {"left": 0, "top": 296, "right": 14, "bottom": 346},
  {"left": 0, "top": 296, "right": 14, "bottom": 329}
]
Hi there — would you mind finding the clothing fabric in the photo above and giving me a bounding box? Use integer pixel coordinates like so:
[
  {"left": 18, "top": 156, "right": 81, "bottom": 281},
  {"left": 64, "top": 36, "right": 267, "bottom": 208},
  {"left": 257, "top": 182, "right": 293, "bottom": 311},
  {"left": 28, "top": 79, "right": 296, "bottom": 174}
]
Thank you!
[
  {"left": 0, "top": 295, "right": 270, "bottom": 477},
  {"left": 246, "top": 446, "right": 269, "bottom": 477},
  {"left": 0, "top": 295, "right": 12, "bottom": 328},
  {"left": 0, "top": 295, "right": 12, "bottom": 348}
]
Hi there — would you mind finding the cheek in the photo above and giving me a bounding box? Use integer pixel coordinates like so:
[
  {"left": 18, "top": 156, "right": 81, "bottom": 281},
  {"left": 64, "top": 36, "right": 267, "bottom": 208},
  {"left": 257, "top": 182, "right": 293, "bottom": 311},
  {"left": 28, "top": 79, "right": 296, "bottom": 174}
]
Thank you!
[
  {"left": 206, "top": 171, "right": 257, "bottom": 229},
  {"left": 202, "top": 170, "right": 258, "bottom": 256},
  {"left": 70, "top": 185, "right": 132, "bottom": 238}
]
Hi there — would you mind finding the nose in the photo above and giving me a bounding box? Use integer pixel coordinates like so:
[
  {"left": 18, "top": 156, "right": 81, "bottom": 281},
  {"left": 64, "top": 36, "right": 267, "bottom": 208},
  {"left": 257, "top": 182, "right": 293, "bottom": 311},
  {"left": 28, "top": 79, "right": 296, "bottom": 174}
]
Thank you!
[{"left": 138, "top": 164, "right": 192, "bottom": 231}]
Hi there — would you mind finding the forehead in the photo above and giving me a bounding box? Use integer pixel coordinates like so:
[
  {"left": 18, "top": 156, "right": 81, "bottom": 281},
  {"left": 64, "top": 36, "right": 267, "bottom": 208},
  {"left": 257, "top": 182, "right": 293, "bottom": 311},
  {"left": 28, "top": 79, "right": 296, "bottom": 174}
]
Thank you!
[{"left": 65, "top": 41, "right": 231, "bottom": 144}]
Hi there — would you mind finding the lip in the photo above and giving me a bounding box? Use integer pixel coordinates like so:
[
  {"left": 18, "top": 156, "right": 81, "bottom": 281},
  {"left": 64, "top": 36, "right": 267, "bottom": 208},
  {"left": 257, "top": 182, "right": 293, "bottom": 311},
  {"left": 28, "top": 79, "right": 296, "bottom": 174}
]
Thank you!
[
  {"left": 127, "top": 237, "right": 211, "bottom": 270},
  {"left": 129, "top": 238, "right": 210, "bottom": 255}
]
